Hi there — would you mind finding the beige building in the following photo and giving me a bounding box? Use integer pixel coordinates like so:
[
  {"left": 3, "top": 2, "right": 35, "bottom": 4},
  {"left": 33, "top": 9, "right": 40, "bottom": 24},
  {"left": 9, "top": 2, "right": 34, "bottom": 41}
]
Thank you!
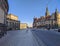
[
  {"left": 7, "top": 14, "right": 20, "bottom": 30},
  {"left": 7, "top": 14, "right": 18, "bottom": 21},
  {"left": 20, "top": 23, "right": 28, "bottom": 29},
  {"left": 57, "top": 13, "right": 60, "bottom": 27}
]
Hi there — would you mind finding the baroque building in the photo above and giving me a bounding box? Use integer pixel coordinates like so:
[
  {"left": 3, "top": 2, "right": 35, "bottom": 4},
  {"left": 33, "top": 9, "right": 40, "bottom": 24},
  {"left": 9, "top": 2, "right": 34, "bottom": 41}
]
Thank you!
[
  {"left": 33, "top": 7, "right": 60, "bottom": 29},
  {"left": 7, "top": 14, "right": 20, "bottom": 30}
]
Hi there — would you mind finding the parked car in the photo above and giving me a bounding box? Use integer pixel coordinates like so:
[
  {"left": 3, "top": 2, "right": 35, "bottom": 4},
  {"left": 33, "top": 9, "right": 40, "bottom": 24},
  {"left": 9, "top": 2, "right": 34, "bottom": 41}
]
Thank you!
[{"left": 58, "top": 28, "right": 60, "bottom": 32}]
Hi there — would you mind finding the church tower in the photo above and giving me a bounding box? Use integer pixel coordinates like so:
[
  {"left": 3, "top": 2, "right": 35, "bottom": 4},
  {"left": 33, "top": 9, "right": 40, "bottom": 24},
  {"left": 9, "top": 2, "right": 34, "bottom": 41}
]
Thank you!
[
  {"left": 45, "top": 7, "right": 50, "bottom": 17},
  {"left": 55, "top": 8, "right": 59, "bottom": 20},
  {"left": 55, "top": 8, "right": 58, "bottom": 15}
]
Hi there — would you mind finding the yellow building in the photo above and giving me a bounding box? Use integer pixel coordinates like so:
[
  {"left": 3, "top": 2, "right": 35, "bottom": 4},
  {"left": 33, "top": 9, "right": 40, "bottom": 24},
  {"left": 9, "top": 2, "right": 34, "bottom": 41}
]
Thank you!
[
  {"left": 7, "top": 14, "right": 18, "bottom": 21},
  {"left": 20, "top": 23, "right": 28, "bottom": 29},
  {"left": 7, "top": 14, "right": 20, "bottom": 30},
  {"left": 57, "top": 13, "right": 60, "bottom": 27}
]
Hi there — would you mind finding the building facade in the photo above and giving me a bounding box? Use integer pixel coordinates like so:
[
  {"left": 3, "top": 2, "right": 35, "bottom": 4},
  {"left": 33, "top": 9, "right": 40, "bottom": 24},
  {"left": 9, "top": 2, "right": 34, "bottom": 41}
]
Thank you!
[
  {"left": 0, "top": 0, "right": 9, "bottom": 34},
  {"left": 33, "top": 7, "right": 60, "bottom": 29},
  {"left": 20, "top": 23, "right": 28, "bottom": 29},
  {"left": 7, "top": 14, "right": 20, "bottom": 30}
]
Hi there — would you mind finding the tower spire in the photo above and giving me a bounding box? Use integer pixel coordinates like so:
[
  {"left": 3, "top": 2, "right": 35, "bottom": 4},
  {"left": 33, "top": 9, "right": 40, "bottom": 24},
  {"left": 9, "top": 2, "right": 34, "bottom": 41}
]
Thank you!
[
  {"left": 55, "top": 8, "right": 58, "bottom": 13},
  {"left": 55, "top": 8, "right": 59, "bottom": 20},
  {"left": 46, "top": 7, "right": 48, "bottom": 12},
  {"left": 45, "top": 7, "right": 50, "bottom": 16}
]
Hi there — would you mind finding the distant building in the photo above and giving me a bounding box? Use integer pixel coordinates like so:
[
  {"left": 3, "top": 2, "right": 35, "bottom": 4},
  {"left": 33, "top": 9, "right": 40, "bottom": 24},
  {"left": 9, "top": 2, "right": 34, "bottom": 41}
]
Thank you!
[
  {"left": 33, "top": 17, "right": 38, "bottom": 28},
  {"left": 33, "top": 7, "right": 60, "bottom": 29},
  {"left": 0, "top": 0, "right": 9, "bottom": 34},
  {"left": 28, "top": 24, "right": 33, "bottom": 28},
  {"left": 20, "top": 23, "right": 28, "bottom": 29},
  {"left": 7, "top": 14, "right": 20, "bottom": 30}
]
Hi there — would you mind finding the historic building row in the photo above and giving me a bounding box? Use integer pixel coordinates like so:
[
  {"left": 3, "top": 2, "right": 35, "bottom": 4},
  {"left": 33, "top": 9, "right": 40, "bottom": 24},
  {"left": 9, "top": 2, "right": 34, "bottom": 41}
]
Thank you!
[{"left": 33, "top": 7, "right": 60, "bottom": 29}]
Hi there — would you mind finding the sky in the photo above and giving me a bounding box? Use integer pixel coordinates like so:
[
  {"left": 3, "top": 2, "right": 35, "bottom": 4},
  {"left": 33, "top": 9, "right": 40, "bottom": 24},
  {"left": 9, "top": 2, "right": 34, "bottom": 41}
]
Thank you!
[{"left": 8, "top": 0, "right": 60, "bottom": 27}]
